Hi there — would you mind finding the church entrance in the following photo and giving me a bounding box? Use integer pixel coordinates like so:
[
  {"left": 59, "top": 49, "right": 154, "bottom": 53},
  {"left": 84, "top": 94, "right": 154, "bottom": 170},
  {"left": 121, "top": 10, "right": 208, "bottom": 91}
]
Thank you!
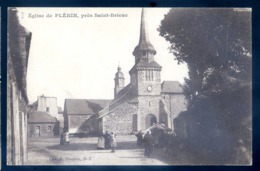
[{"left": 145, "top": 114, "right": 157, "bottom": 128}]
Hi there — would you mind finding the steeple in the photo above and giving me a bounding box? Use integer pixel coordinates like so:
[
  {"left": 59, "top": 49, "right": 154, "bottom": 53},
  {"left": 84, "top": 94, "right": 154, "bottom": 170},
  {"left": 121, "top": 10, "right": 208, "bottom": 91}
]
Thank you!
[{"left": 133, "top": 8, "right": 156, "bottom": 63}]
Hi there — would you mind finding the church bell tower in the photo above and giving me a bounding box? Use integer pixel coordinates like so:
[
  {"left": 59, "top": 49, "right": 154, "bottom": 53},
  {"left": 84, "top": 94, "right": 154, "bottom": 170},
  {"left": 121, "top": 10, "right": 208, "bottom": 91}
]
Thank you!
[
  {"left": 114, "top": 66, "right": 125, "bottom": 98},
  {"left": 129, "top": 8, "right": 162, "bottom": 96}
]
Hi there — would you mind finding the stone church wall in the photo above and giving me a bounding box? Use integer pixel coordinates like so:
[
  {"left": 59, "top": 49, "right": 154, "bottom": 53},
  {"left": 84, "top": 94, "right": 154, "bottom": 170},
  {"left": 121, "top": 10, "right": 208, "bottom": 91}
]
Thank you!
[
  {"left": 137, "top": 70, "right": 161, "bottom": 96},
  {"left": 162, "top": 93, "right": 187, "bottom": 118},
  {"left": 137, "top": 96, "right": 161, "bottom": 130},
  {"left": 103, "top": 102, "right": 137, "bottom": 134}
]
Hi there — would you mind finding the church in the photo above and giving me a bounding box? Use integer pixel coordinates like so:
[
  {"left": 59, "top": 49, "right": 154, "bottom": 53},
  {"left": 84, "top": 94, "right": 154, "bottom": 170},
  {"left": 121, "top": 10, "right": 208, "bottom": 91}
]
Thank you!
[{"left": 78, "top": 9, "right": 187, "bottom": 135}]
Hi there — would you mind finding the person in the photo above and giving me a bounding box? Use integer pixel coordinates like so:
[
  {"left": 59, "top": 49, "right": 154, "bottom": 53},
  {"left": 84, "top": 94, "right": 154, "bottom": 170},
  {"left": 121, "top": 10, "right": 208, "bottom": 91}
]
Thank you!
[
  {"left": 64, "top": 131, "right": 70, "bottom": 144},
  {"left": 60, "top": 132, "right": 64, "bottom": 145},
  {"left": 143, "top": 130, "right": 154, "bottom": 158},
  {"left": 97, "top": 134, "right": 105, "bottom": 150},
  {"left": 135, "top": 130, "right": 144, "bottom": 147},
  {"left": 104, "top": 131, "right": 111, "bottom": 149},
  {"left": 110, "top": 132, "right": 117, "bottom": 153}
]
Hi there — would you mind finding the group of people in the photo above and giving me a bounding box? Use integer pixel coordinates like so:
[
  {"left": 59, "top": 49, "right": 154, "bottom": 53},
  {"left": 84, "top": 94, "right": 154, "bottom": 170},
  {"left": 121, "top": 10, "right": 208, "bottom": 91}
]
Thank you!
[
  {"left": 97, "top": 131, "right": 117, "bottom": 153},
  {"left": 135, "top": 130, "right": 154, "bottom": 158}
]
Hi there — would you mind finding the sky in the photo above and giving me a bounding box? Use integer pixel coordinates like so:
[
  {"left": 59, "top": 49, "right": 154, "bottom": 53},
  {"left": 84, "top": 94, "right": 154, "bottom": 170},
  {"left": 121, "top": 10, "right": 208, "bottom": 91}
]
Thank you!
[{"left": 17, "top": 8, "right": 188, "bottom": 108}]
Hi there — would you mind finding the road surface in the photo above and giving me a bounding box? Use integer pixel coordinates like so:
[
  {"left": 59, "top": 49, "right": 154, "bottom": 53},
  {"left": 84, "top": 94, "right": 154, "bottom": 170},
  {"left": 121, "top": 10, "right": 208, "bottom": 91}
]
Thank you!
[{"left": 25, "top": 135, "right": 177, "bottom": 165}]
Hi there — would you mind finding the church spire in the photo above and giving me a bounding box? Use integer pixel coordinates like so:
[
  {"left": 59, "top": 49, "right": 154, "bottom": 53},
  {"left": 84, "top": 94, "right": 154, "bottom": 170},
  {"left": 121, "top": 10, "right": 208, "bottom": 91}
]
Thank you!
[
  {"left": 139, "top": 8, "right": 149, "bottom": 44},
  {"left": 133, "top": 8, "right": 156, "bottom": 63}
]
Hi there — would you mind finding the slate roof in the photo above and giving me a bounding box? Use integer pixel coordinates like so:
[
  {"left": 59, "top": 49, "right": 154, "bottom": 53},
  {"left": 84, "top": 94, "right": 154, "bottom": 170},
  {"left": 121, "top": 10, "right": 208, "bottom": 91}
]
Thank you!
[
  {"left": 161, "top": 81, "right": 183, "bottom": 93},
  {"left": 129, "top": 60, "right": 162, "bottom": 74},
  {"left": 28, "top": 111, "right": 57, "bottom": 123},
  {"left": 98, "top": 84, "right": 137, "bottom": 118},
  {"left": 64, "top": 99, "right": 111, "bottom": 115},
  {"left": 136, "top": 60, "right": 162, "bottom": 68}
]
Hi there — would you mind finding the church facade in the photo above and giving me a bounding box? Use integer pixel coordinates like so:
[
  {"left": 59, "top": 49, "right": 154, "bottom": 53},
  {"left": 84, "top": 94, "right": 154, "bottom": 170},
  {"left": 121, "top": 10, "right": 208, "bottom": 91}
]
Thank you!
[{"left": 94, "top": 9, "right": 187, "bottom": 135}]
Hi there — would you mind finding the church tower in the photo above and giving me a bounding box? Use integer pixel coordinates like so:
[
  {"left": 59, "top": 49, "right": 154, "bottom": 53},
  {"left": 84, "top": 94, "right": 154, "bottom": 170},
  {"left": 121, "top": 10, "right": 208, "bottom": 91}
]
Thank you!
[
  {"left": 129, "top": 8, "right": 162, "bottom": 96},
  {"left": 129, "top": 9, "right": 162, "bottom": 130},
  {"left": 114, "top": 66, "right": 125, "bottom": 98}
]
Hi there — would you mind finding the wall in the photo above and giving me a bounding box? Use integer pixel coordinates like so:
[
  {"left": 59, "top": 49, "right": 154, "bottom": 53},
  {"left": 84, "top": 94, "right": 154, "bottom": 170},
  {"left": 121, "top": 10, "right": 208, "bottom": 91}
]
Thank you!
[
  {"left": 161, "top": 93, "right": 187, "bottom": 128},
  {"left": 28, "top": 122, "right": 60, "bottom": 137},
  {"left": 68, "top": 115, "right": 92, "bottom": 133},
  {"left": 103, "top": 102, "right": 137, "bottom": 134},
  {"left": 7, "top": 8, "right": 31, "bottom": 165},
  {"left": 137, "top": 96, "right": 161, "bottom": 130},
  {"left": 37, "top": 96, "right": 58, "bottom": 117},
  {"left": 77, "top": 115, "right": 99, "bottom": 135},
  {"left": 137, "top": 70, "right": 161, "bottom": 96}
]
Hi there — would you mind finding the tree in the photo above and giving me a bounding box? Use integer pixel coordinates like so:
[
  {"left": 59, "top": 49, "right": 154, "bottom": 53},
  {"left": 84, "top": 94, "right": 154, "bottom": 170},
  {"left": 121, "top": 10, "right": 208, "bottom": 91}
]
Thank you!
[
  {"left": 159, "top": 8, "right": 252, "bottom": 164},
  {"left": 160, "top": 8, "right": 251, "bottom": 101}
]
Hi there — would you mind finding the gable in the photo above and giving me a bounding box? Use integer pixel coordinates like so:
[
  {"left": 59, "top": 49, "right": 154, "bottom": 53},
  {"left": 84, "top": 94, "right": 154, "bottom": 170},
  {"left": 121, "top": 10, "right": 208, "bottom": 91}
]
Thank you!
[
  {"left": 28, "top": 111, "right": 57, "bottom": 123},
  {"left": 64, "top": 99, "right": 111, "bottom": 115},
  {"left": 161, "top": 81, "right": 183, "bottom": 93}
]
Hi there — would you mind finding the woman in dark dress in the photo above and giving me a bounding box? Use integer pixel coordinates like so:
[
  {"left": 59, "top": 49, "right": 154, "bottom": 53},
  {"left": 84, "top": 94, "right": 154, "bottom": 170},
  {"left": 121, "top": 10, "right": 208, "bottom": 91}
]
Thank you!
[{"left": 143, "top": 130, "right": 154, "bottom": 158}]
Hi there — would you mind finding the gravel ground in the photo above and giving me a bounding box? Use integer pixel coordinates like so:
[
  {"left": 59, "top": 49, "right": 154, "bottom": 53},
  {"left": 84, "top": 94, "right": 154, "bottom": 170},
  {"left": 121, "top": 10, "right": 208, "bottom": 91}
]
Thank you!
[{"left": 25, "top": 135, "right": 176, "bottom": 165}]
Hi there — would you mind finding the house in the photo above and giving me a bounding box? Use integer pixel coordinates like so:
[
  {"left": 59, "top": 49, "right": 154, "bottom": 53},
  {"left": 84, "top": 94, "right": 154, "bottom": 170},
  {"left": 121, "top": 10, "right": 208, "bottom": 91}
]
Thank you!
[
  {"left": 28, "top": 111, "right": 60, "bottom": 137},
  {"left": 29, "top": 95, "right": 63, "bottom": 132},
  {"left": 63, "top": 99, "right": 111, "bottom": 134},
  {"left": 7, "top": 8, "right": 32, "bottom": 165}
]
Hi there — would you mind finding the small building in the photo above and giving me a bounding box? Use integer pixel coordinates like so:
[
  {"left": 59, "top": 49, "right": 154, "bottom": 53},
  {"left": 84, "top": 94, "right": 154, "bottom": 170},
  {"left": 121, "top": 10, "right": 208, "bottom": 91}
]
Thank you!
[
  {"left": 28, "top": 111, "right": 60, "bottom": 137},
  {"left": 28, "top": 95, "right": 63, "bottom": 133},
  {"left": 63, "top": 99, "right": 111, "bottom": 134}
]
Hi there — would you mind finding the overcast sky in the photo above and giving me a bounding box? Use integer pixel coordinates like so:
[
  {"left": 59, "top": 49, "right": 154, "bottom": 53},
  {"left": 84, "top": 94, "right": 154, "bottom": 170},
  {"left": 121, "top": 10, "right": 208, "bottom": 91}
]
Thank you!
[{"left": 17, "top": 8, "right": 188, "bottom": 108}]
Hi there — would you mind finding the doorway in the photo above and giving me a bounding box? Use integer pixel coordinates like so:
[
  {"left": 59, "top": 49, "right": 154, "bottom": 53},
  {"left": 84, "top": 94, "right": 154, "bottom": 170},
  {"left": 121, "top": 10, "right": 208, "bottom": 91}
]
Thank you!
[
  {"left": 35, "top": 126, "right": 40, "bottom": 137},
  {"left": 145, "top": 114, "right": 157, "bottom": 128}
]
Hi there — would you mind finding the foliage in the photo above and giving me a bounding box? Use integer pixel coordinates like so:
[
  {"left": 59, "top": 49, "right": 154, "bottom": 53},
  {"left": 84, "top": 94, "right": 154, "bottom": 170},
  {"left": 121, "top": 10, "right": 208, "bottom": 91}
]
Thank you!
[
  {"left": 159, "top": 8, "right": 252, "bottom": 164},
  {"left": 159, "top": 8, "right": 251, "bottom": 102}
]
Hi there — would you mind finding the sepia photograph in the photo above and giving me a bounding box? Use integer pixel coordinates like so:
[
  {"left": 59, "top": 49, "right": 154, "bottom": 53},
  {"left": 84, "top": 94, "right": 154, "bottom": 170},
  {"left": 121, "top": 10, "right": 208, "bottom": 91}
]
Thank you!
[{"left": 7, "top": 7, "right": 252, "bottom": 165}]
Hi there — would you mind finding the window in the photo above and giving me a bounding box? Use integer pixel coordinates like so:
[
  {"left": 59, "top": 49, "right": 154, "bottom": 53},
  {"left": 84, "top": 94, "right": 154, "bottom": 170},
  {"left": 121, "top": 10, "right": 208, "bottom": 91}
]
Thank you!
[
  {"left": 145, "top": 70, "right": 154, "bottom": 81},
  {"left": 36, "top": 126, "right": 40, "bottom": 130},
  {"left": 48, "top": 126, "right": 52, "bottom": 131}
]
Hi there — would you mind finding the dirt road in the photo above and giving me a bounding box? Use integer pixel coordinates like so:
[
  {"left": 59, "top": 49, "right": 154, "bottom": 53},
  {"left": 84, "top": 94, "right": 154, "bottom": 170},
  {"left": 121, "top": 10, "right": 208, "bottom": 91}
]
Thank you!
[{"left": 25, "top": 135, "right": 174, "bottom": 165}]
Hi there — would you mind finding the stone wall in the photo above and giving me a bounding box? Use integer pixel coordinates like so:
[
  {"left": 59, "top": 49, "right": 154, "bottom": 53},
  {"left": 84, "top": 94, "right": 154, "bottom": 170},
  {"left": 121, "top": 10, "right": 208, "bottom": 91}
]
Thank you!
[
  {"left": 28, "top": 122, "right": 59, "bottom": 137},
  {"left": 7, "top": 8, "right": 31, "bottom": 165},
  {"left": 103, "top": 102, "right": 137, "bottom": 134},
  {"left": 137, "top": 96, "right": 161, "bottom": 130},
  {"left": 137, "top": 70, "right": 161, "bottom": 96},
  {"left": 161, "top": 93, "right": 187, "bottom": 129},
  {"left": 162, "top": 93, "right": 187, "bottom": 117}
]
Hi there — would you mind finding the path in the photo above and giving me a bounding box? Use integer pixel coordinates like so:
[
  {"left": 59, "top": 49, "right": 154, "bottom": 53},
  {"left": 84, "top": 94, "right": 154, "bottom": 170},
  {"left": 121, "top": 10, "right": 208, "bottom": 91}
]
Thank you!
[{"left": 25, "top": 135, "right": 175, "bottom": 165}]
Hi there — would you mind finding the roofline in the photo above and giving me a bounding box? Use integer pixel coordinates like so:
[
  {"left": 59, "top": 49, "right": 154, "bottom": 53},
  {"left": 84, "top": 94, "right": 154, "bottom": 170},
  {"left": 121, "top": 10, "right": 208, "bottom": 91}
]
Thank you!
[
  {"left": 64, "top": 98, "right": 112, "bottom": 101},
  {"left": 28, "top": 122, "right": 58, "bottom": 124},
  {"left": 161, "top": 92, "right": 184, "bottom": 94},
  {"left": 65, "top": 113, "right": 96, "bottom": 115}
]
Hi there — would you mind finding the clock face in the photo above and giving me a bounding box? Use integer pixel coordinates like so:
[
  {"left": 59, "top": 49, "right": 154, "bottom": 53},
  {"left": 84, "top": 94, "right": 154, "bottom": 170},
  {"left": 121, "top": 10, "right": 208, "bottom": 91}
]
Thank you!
[{"left": 147, "top": 86, "right": 152, "bottom": 91}]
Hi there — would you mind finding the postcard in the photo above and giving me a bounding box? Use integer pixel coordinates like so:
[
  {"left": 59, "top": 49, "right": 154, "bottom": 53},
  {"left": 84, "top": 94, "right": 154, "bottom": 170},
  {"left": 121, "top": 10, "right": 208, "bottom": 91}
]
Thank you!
[{"left": 7, "top": 7, "right": 252, "bottom": 165}]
